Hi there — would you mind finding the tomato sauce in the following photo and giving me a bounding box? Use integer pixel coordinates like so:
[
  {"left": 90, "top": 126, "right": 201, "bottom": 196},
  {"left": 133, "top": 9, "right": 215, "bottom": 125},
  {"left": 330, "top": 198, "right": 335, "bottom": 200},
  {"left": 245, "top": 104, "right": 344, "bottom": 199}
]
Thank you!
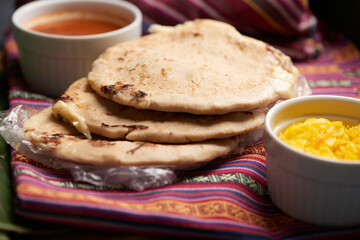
[{"left": 27, "top": 11, "right": 127, "bottom": 36}]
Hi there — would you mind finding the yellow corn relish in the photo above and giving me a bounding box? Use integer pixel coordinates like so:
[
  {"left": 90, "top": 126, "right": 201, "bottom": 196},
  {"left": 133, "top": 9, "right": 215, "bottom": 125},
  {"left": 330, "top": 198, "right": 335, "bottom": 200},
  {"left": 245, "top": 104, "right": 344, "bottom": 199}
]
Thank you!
[{"left": 279, "top": 118, "right": 360, "bottom": 160}]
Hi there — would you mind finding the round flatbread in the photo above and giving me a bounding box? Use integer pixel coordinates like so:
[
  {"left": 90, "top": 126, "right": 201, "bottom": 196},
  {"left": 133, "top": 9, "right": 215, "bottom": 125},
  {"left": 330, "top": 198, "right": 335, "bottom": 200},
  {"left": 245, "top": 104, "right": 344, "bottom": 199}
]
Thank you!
[
  {"left": 23, "top": 107, "right": 243, "bottom": 166},
  {"left": 88, "top": 19, "right": 298, "bottom": 115},
  {"left": 52, "top": 78, "right": 265, "bottom": 143}
]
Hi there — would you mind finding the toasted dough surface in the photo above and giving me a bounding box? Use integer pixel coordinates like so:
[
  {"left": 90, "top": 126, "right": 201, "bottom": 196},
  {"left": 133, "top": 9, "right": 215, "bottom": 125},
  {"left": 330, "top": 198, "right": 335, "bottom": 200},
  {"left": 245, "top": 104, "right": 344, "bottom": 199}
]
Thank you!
[
  {"left": 88, "top": 19, "right": 298, "bottom": 115},
  {"left": 23, "top": 108, "right": 243, "bottom": 166},
  {"left": 52, "top": 78, "right": 265, "bottom": 143}
]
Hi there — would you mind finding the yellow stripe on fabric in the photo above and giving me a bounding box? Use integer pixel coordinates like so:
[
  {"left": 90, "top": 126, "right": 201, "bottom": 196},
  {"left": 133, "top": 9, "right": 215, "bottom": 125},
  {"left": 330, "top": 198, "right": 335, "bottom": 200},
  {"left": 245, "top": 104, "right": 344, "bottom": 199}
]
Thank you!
[
  {"left": 243, "top": 0, "right": 289, "bottom": 35},
  {"left": 301, "top": 0, "right": 309, "bottom": 8},
  {"left": 296, "top": 64, "right": 342, "bottom": 75},
  {"left": 17, "top": 183, "right": 298, "bottom": 231},
  {"left": 332, "top": 43, "right": 360, "bottom": 63}
]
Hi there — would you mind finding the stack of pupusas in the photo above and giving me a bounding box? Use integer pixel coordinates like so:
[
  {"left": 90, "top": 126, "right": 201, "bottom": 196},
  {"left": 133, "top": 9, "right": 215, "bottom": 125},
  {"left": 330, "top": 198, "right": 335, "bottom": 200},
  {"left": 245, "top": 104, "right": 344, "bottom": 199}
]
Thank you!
[{"left": 23, "top": 19, "right": 299, "bottom": 167}]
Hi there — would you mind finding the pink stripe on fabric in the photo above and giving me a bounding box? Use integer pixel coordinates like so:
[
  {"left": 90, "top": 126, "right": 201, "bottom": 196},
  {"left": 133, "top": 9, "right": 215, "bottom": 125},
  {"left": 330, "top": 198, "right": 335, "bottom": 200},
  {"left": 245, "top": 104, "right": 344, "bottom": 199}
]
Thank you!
[
  {"left": 184, "top": 0, "right": 228, "bottom": 22},
  {"left": 268, "top": 0, "right": 308, "bottom": 32},
  {"left": 16, "top": 189, "right": 275, "bottom": 231},
  {"left": 155, "top": 1, "right": 199, "bottom": 20},
  {"left": 126, "top": 0, "right": 182, "bottom": 25},
  {"left": 284, "top": 0, "right": 306, "bottom": 18},
  {"left": 294, "top": 0, "right": 307, "bottom": 11},
  {"left": 239, "top": 1, "right": 280, "bottom": 33},
  {"left": 139, "top": 0, "right": 188, "bottom": 22},
  {"left": 278, "top": 0, "right": 303, "bottom": 20},
  {"left": 10, "top": 97, "right": 52, "bottom": 105},
  {"left": 146, "top": 0, "right": 188, "bottom": 21},
  {"left": 205, "top": 0, "right": 262, "bottom": 35}
]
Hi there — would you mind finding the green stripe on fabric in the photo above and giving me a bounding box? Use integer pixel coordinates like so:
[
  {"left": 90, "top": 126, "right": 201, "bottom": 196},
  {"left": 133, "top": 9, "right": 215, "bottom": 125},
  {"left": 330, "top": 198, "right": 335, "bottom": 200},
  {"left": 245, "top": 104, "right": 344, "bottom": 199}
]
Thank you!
[
  {"left": 14, "top": 167, "right": 269, "bottom": 197},
  {"left": 8, "top": 90, "right": 54, "bottom": 102},
  {"left": 177, "top": 173, "right": 269, "bottom": 197},
  {"left": 13, "top": 169, "right": 126, "bottom": 190},
  {"left": 344, "top": 68, "right": 360, "bottom": 77},
  {"left": 308, "top": 80, "right": 352, "bottom": 88}
]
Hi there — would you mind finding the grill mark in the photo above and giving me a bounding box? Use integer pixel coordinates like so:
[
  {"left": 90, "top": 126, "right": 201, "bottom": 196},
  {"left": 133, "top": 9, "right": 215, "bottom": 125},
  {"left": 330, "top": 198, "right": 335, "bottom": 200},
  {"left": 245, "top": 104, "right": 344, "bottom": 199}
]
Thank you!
[
  {"left": 131, "top": 90, "right": 147, "bottom": 100},
  {"left": 88, "top": 140, "right": 116, "bottom": 147},
  {"left": 120, "top": 84, "right": 133, "bottom": 90},
  {"left": 101, "top": 85, "right": 118, "bottom": 95},
  {"left": 40, "top": 133, "right": 64, "bottom": 146},
  {"left": 127, "top": 142, "right": 146, "bottom": 154},
  {"left": 101, "top": 123, "right": 149, "bottom": 138},
  {"left": 55, "top": 94, "right": 73, "bottom": 103},
  {"left": 101, "top": 123, "right": 148, "bottom": 130}
]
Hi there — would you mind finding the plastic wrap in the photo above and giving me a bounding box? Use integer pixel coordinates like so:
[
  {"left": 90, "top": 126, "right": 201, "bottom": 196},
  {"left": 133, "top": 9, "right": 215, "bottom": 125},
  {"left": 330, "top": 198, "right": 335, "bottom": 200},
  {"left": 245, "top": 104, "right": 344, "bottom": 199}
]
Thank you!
[
  {"left": 0, "top": 105, "right": 254, "bottom": 191},
  {"left": 297, "top": 75, "right": 312, "bottom": 97},
  {"left": 0, "top": 76, "right": 310, "bottom": 191}
]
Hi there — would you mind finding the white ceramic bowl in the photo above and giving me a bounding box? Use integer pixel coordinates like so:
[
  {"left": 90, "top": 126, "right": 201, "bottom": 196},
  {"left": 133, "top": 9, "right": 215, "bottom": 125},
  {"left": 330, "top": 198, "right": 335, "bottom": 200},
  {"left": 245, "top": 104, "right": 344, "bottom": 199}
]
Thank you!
[
  {"left": 12, "top": 0, "right": 142, "bottom": 97},
  {"left": 263, "top": 95, "right": 360, "bottom": 226}
]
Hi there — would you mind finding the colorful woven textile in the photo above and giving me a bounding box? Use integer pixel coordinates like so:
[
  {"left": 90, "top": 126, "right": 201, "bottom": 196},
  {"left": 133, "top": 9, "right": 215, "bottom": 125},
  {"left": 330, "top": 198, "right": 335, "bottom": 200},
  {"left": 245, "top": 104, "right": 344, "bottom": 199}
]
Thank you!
[
  {"left": 4, "top": 34, "right": 360, "bottom": 240},
  {"left": 3, "top": 1, "right": 360, "bottom": 239},
  {"left": 126, "top": 0, "right": 320, "bottom": 60},
  {"left": 14, "top": 0, "right": 320, "bottom": 60}
]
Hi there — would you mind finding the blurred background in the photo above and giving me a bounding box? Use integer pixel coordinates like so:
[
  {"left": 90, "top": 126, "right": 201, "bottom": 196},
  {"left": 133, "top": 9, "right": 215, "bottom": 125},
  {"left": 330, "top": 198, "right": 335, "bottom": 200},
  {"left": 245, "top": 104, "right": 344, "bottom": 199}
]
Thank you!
[
  {"left": 0, "top": 0, "right": 15, "bottom": 47},
  {"left": 0, "top": 0, "right": 360, "bottom": 239},
  {"left": 1, "top": 0, "right": 360, "bottom": 49}
]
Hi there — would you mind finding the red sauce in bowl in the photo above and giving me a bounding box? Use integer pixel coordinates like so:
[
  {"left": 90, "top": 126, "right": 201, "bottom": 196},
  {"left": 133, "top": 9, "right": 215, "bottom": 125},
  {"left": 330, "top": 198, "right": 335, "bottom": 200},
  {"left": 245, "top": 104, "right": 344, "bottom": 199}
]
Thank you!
[{"left": 26, "top": 11, "right": 129, "bottom": 36}]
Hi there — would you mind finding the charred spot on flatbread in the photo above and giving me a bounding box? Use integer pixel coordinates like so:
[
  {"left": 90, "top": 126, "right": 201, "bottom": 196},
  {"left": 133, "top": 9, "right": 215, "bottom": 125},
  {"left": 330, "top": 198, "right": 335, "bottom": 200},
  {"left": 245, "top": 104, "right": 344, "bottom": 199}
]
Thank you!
[
  {"left": 50, "top": 78, "right": 265, "bottom": 143},
  {"left": 101, "top": 85, "right": 118, "bottom": 96},
  {"left": 101, "top": 123, "right": 148, "bottom": 130},
  {"left": 23, "top": 107, "right": 244, "bottom": 166},
  {"left": 131, "top": 90, "right": 147, "bottom": 101},
  {"left": 88, "top": 139, "right": 116, "bottom": 147},
  {"left": 40, "top": 133, "right": 64, "bottom": 146},
  {"left": 119, "top": 84, "right": 133, "bottom": 90},
  {"left": 88, "top": 19, "right": 299, "bottom": 115},
  {"left": 55, "top": 94, "right": 73, "bottom": 103},
  {"left": 127, "top": 142, "right": 147, "bottom": 154}
]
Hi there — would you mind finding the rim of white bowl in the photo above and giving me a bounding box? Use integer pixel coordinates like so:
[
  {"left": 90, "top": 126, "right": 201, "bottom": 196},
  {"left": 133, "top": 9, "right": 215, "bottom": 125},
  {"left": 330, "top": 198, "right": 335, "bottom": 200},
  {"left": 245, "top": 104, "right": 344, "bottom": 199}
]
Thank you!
[
  {"left": 265, "top": 95, "right": 360, "bottom": 165},
  {"left": 12, "top": 0, "right": 142, "bottom": 40}
]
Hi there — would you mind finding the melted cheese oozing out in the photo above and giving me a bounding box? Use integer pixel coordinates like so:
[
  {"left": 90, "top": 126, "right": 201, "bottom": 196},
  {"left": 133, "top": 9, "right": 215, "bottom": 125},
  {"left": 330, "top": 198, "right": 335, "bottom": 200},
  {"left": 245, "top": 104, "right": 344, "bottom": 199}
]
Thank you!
[
  {"left": 52, "top": 100, "right": 91, "bottom": 139},
  {"left": 270, "top": 64, "right": 298, "bottom": 99},
  {"left": 279, "top": 118, "right": 360, "bottom": 160}
]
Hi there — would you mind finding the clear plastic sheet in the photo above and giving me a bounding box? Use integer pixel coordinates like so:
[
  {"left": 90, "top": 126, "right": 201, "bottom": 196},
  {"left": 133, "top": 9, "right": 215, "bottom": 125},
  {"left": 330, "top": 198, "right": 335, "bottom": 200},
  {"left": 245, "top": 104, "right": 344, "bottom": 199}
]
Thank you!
[
  {"left": 297, "top": 75, "right": 312, "bottom": 97},
  {"left": 0, "top": 105, "right": 252, "bottom": 191},
  {"left": 0, "top": 75, "right": 310, "bottom": 191}
]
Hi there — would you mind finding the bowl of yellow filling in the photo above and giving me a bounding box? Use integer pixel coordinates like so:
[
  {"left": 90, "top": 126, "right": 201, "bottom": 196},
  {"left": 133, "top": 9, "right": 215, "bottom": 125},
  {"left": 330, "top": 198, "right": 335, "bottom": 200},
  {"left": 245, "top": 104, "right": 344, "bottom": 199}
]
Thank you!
[{"left": 263, "top": 95, "right": 360, "bottom": 226}]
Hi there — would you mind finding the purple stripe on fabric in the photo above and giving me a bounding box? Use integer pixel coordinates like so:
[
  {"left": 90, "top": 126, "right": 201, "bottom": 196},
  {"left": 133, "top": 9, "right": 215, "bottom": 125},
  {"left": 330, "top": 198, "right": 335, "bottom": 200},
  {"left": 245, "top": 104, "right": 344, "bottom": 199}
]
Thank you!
[
  {"left": 15, "top": 208, "right": 276, "bottom": 240},
  {"left": 184, "top": 0, "right": 228, "bottom": 21},
  {"left": 278, "top": 0, "right": 302, "bottom": 20},
  {"left": 278, "top": 0, "right": 303, "bottom": 19},
  {"left": 294, "top": 0, "right": 307, "bottom": 12},
  {"left": 9, "top": 102, "right": 50, "bottom": 108},
  {"left": 340, "top": 60, "right": 360, "bottom": 69},
  {"left": 205, "top": 0, "right": 261, "bottom": 35},
  {"left": 250, "top": 0, "right": 297, "bottom": 34},
  {"left": 12, "top": 162, "right": 70, "bottom": 178},
  {"left": 129, "top": 0, "right": 186, "bottom": 24},
  {"left": 268, "top": 0, "right": 314, "bottom": 33},
  {"left": 15, "top": 191, "right": 277, "bottom": 229}
]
